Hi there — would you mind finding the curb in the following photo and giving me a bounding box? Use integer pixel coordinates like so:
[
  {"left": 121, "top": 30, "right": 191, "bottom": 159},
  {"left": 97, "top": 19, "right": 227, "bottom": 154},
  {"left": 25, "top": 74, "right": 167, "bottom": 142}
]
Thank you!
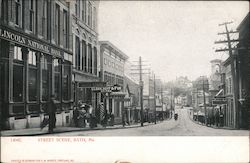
[{"left": 1, "top": 121, "right": 160, "bottom": 136}]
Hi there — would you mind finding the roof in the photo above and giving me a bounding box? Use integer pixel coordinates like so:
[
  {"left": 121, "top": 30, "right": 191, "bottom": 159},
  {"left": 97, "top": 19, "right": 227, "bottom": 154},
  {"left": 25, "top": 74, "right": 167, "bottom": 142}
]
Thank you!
[
  {"left": 99, "top": 41, "right": 129, "bottom": 60},
  {"left": 237, "top": 12, "right": 249, "bottom": 30}
]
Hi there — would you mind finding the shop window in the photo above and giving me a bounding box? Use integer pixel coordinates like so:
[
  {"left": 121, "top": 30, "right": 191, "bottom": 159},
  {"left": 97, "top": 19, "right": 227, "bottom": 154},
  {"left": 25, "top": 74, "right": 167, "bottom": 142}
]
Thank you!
[
  {"left": 13, "top": 64, "right": 24, "bottom": 102},
  {"left": 63, "top": 62, "right": 71, "bottom": 101},
  {"left": 28, "top": 51, "right": 37, "bottom": 101},
  {"left": 41, "top": 55, "right": 51, "bottom": 101},
  {"left": 54, "top": 59, "right": 61, "bottom": 100}
]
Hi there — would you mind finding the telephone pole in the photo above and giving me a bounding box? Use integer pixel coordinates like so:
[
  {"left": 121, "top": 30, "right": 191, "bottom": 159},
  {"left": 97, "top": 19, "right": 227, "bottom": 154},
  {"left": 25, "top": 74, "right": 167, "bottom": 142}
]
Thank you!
[
  {"left": 215, "top": 21, "right": 240, "bottom": 128},
  {"left": 202, "top": 76, "right": 207, "bottom": 125},
  {"left": 131, "top": 56, "right": 150, "bottom": 127},
  {"left": 153, "top": 73, "right": 156, "bottom": 124}
]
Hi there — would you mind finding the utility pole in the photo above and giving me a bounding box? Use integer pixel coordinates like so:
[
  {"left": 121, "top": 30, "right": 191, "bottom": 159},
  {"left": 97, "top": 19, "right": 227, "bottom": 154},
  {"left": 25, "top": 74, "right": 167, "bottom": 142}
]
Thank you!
[
  {"left": 161, "top": 84, "right": 164, "bottom": 120},
  {"left": 215, "top": 21, "right": 240, "bottom": 128},
  {"left": 153, "top": 73, "right": 156, "bottom": 124},
  {"left": 130, "top": 57, "right": 150, "bottom": 127},
  {"left": 139, "top": 57, "right": 144, "bottom": 126},
  {"left": 202, "top": 76, "right": 207, "bottom": 125}
]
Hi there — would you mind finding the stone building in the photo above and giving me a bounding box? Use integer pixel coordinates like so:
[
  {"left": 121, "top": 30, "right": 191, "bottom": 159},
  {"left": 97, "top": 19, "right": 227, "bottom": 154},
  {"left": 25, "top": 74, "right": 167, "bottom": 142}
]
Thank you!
[
  {"left": 0, "top": 0, "right": 73, "bottom": 129},
  {"left": 70, "top": 0, "right": 101, "bottom": 115}
]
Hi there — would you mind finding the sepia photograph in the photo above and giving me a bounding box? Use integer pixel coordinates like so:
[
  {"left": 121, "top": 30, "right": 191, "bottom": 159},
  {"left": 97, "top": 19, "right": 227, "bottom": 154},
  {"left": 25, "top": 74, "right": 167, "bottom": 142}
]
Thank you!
[{"left": 0, "top": 0, "right": 249, "bottom": 162}]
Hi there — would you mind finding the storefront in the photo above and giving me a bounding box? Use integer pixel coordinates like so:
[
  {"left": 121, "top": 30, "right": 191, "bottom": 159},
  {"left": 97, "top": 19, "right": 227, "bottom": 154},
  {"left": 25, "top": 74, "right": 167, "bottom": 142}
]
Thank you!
[{"left": 0, "top": 26, "right": 73, "bottom": 130}]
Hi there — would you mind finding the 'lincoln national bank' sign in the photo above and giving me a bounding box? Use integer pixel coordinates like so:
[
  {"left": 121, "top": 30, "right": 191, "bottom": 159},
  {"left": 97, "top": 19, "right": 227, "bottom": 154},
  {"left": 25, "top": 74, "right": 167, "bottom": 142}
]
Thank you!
[{"left": 0, "top": 27, "right": 64, "bottom": 58}]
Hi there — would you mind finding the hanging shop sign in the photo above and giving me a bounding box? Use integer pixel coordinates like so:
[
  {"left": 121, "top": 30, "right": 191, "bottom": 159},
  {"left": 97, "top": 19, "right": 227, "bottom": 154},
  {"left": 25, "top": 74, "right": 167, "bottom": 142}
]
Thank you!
[
  {"left": 91, "top": 85, "right": 122, "bottom": 93},
  {"left": 212, "top": 98, "right": 227, "bottom": 105}
]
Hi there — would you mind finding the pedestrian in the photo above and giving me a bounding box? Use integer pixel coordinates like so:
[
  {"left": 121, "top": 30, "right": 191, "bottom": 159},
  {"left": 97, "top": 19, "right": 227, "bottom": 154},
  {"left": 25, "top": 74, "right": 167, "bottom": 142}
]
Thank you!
[
  {"left": 73, "top": 105, "right": 79, "bottom": 127},
  {"left": 48, "top": 95, "right": 57, "bottom": 133}
]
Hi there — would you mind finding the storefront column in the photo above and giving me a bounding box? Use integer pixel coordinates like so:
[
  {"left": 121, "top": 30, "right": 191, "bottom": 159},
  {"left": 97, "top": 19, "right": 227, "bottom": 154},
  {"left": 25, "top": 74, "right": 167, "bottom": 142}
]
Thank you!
[
  {"left": 112, "top": 98, "right": 115, "bottom": 114},
  {"left": 106, "top": 97, "right": 109, "bottom": 113}
]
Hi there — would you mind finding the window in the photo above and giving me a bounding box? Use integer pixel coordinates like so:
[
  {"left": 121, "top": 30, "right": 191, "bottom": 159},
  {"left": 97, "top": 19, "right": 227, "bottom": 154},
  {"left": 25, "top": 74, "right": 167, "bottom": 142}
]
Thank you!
[
  {"left": 82, "top": 0, "right": 86, "bottom": 22},
  {"left": 75, "top": 36, "right": 80, "bottom": 70},
  {"left": 42, "top": 0, "right": 48, "bottom": 38},
  {"left": 63, "top": 10, "right": 68, "bottom": 48},
  {"left": 15, "top": 0, "right": 22, "bottom": 26},
  {"left": 63, "top": 62, "right": 71, "bottom": 101},
  {"left": 13, "top": 64, "right": 24, "bottom": 102},
  {"left": 41, "top": 54, "right": 51, "bottom": 101},
  {"left": 1, "top": 0, "right": 8, "bottom": 22},
  {"left": 82, "top": 40, "right": 87, "bottom": 71},
  {"left": 94, "top": 47, "right": 97, "bottom": 75},
  {"left": 14, "top": 46, "right": 23, "bottom": 60},
  {"left": 75, "top": 0, "right": 80, "bottom": 17},
  {"left": 88, "top": 44, "right": 92, "bottom": 73},
  {"left": 104, "top": 58, "right": 107, "bottom": 65},
  {"left": 28, "top": 51, "right": 37, "bottom": 65},
  {"left": 229, "top": 78, "right": 232, "bottom": 94},
  {"left": 87, "top": 2, "right": 92, "bottom": 26},
  {"left": 54, "top": 59, "right": 61, "bottom": 100},
  {"left": 28, "top": 50, "right": 37, "bottom": 101},
  {"left": 55, "top": 4, "right": 60, "bottom": 45},
  {"left": 29, "top": 0, "right": 35, "bottom": 32},
  {"left": 93, "top": 7, "right": 96, "bottom": 30}
]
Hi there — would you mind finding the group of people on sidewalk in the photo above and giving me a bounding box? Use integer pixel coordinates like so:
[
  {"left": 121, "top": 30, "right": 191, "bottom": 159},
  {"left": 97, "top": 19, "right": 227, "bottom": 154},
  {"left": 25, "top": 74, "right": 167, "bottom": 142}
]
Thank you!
[{"left": 73, "top": 102, "right": 115, "bottom": 128}]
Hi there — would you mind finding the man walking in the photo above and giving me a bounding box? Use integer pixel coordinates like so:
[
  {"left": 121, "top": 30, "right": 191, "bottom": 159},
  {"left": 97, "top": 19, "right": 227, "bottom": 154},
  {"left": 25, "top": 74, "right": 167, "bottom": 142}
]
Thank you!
[{"left": 48, "top": 95, "right": 57, "bottom": 133}]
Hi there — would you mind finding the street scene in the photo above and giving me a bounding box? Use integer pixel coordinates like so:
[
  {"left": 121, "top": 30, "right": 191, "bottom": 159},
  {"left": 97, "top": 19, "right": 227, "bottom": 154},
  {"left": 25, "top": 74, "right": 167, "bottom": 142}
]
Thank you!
[{"left": 0, "top": 1, "right": 250, "bottom": 137}]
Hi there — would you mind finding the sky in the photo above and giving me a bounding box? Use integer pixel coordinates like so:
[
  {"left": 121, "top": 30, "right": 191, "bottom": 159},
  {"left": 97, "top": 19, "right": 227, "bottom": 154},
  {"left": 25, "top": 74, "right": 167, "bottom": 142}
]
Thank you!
[{"left": 98, "top": 1, "right": 249, "bottom": 82}]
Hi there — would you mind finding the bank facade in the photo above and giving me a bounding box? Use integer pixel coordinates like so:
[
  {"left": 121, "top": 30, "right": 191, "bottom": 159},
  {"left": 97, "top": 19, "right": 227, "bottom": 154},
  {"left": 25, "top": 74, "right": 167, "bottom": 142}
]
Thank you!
[{"left": 0, "top": 0, "right": 73, "bottom": 129}]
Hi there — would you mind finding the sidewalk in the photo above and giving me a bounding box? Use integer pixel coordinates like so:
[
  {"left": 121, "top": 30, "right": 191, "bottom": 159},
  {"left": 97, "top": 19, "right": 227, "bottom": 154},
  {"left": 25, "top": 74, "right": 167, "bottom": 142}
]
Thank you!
[
  {"left": 188, "top": 110, "right": 245, "bottom": 130},
  {"left": 1, "top": 122, "right": 154, "bottom": 136}
]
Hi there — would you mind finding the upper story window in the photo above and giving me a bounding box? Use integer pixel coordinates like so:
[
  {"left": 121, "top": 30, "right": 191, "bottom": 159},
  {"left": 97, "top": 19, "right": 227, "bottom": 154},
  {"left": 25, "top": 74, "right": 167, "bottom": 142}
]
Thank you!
[
  {"left": 228, "top": 78, "right": 232, "bottom": 94},
  {"left": 75, "top": 0, "right": 80, "bottom": 17},
  {"left": 63, "top": 10, "right": 69, "bottom": 48},
  {"left": 29, "top": 0, "right": 35, "bottom": 32},
  {"left": 42, "top": 0, "right": 48, "bottom": 38},
  {"left": 82, "top": 0, "right": 86, "bottom": 22},
  {"left": 15, "top": 0, "right": 22, "bottom": 26},
  {"left": 104, "top": 58, "right": 107, "bottom": 65},
  {"left": 87, "top": 2, "right": 92, "bottom": 27},
  {"left": 93, "top": 7, "right": 96, "bottom": 30},
  {"left": 55, "top": 4, "right": 60, "bottom": 45}
]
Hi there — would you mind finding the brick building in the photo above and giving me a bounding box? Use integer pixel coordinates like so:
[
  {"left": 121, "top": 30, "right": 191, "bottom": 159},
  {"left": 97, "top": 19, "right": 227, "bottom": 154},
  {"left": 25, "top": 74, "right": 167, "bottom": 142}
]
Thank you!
[
  {"left": 99, "top": 41, "right": 128, "bottom": 124},
  {"left": 0, "top": 0, "right": 73, "bottom": 129}
]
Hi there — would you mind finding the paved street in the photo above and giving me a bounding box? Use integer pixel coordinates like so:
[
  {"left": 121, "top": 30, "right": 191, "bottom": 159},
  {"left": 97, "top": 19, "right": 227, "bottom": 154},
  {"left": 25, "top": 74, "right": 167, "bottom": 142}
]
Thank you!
[{"left": 53, "top": 108, "right": 249, "bottom": 136}]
